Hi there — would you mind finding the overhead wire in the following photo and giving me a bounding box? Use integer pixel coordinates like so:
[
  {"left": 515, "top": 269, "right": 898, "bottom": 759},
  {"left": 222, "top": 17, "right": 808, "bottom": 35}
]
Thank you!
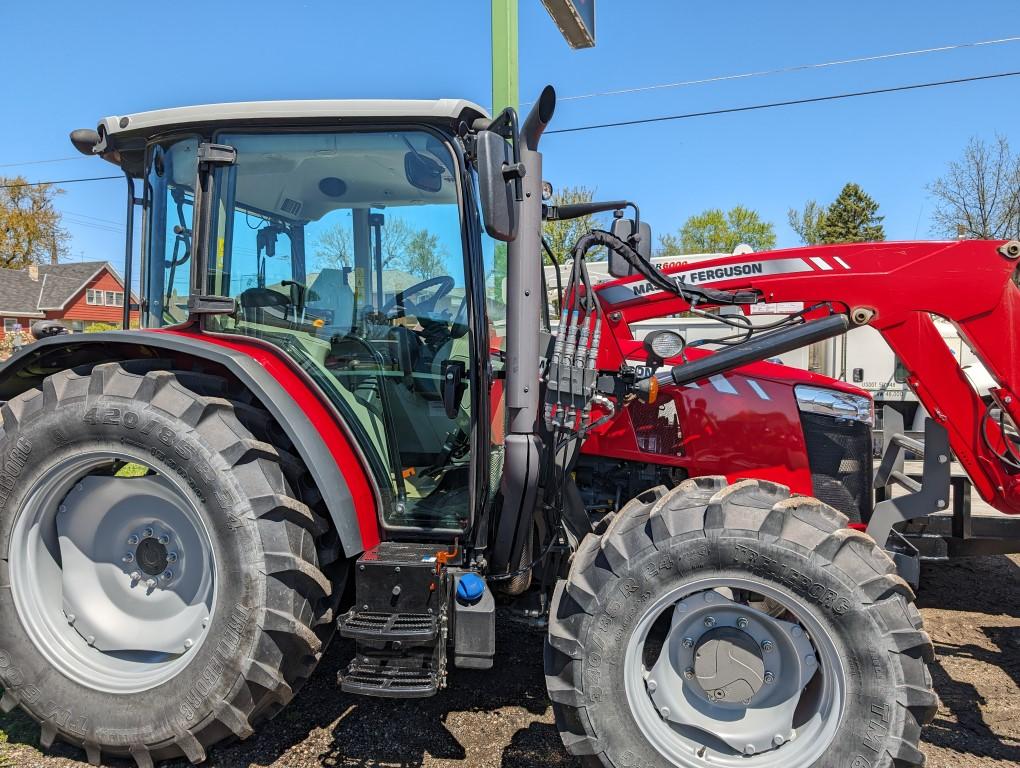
[
  {"left": 0, "top": 176, "right": 121, "bottom": 188},
  {"left": 547, "top": 70, "right": 1020, "bottom": 135},
  {"left": 555, "top": 34, "right": 1020, "bottom": 103}
]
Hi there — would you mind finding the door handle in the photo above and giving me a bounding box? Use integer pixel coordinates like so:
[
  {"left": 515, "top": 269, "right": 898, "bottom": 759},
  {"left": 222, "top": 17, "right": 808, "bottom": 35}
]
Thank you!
[{"left": 442, "top": 360, "right": 467, "bottom": 420}]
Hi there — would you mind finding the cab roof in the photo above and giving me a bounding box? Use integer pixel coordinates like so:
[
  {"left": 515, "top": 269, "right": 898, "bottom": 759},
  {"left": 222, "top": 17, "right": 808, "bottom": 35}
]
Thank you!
[
  {"left": 99, "top": 98, "right": 489, "bottom": 140},
  {"left": 88, "top": 98, "right": 489, "bottom": 175}
]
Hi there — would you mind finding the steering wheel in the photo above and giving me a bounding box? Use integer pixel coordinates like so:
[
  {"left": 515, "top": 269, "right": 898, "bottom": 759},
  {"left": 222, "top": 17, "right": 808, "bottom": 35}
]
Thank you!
[{"left": 381, "top": 275, "right": 455, "bottom": 319}]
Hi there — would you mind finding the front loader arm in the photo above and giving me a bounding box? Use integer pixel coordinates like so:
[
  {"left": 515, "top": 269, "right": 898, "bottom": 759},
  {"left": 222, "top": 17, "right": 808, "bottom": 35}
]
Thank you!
[{"left": 597, "top": 239, "right": 1020, "bottom": 514}]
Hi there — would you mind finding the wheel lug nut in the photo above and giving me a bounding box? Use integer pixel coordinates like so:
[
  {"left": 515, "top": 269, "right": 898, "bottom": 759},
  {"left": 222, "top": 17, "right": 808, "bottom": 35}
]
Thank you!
[
  {"left": 684, "top": 667, "right": 695, "bottom": 680},
  {"left": 713, "top": 689, "right": 725, "bottom": 700},
  {"left": 682, "top": 637, "right": 695, "bottom": 648},
  {"left": 773, "top": 734, "right": 785, "bottom": 747},
  {"left": 130, "top": 571, "right": 141, "bottom": 583},
  {"left": 184, "top": 638, "right": 194, "bottom": 650},
  {"left": 764, "top": 672, "right": 775, "bottom": 684},
  {"left": 761, "top": 640, "right": 775, "bottom": 653},
  {"left": 127, "top": 535, "right": 139, "bottom": 545},
  {"left": 86, "top": 635, "right": 95, "bottom": 646},
  {"left": 167, "top": 552, "right": 178, "bottom": 563},
  {"left": 66, "top": 613, "right": 76, "bottom": 624},
  {"left": 744, "top": 744, "right": 756, "bottom": 756},
  {"left": 159, "top": 534, "right": 170, "bottom": 545},
  {"left": 123, "top": 553, "right": 134, "bottom": 563},
  {"left": 659, "top": 706, "right": 670, "bottom": 719},
  {"left": 736, "top": 617, "right": 748, "bottom": 629},
  {"left": 703, "top": 616, "right": 716, "bottom": 628},
  {"left": 647, "top": 679, "right": 657, "bottom": 693},
  {"left": 143, "top": 528, "right": 153, "bottom": 538},
  {"left": 145, "top": 578, "right": 157, "bottom": 590},
  {"left": 163, "top": 570, "right": 174, "bottom": 580}
]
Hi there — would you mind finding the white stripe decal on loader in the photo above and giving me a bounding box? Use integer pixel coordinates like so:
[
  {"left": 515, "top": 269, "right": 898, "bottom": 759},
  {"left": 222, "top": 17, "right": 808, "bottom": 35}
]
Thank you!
[{"left": 747, "top": 380, "right": 771, "bottom": 400}]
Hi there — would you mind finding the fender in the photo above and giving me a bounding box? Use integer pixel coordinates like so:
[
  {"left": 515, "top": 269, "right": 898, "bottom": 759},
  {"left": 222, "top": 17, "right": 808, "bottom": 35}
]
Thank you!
[{"left": 0, "top": 329, "right": 380, "bottom": 556}]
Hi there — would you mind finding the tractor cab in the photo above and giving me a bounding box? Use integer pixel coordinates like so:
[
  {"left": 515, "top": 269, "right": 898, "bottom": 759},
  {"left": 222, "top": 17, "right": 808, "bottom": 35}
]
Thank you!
[{"left": 90, "top": 101, "right": 512, "bottom": 536}]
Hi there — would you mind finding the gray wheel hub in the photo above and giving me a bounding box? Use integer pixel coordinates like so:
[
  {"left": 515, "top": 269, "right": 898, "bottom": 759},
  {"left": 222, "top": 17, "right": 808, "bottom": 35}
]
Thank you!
[
  {"left": 56, "top": 474, "right": 211, "bottom": 656},
  {"left": 625, "top": 577, "right": 845, "bottom": 767},
  {"left": 691, "top": 627, "right": 765, "bottom": 704},
  {"left": 646, "top": 590, "right": 817, "bottom": 756},
  {"left": 10, "top": 453, "right": 217, "bottom": 694}
]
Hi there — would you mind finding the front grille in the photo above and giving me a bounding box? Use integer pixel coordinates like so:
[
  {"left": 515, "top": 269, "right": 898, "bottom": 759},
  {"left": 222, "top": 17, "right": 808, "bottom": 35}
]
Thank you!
[{"left": 800, "top": 412, "right": 873, "bottom": 522}]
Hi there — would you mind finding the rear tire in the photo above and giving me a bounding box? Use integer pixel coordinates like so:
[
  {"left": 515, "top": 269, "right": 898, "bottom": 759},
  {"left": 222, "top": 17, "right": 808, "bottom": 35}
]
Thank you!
[
  {"left": 545, "top": 476, "right": 936, "bottom": 768},
  {"left": 0, "top": 363, "right": 339, "bottom": 766}
]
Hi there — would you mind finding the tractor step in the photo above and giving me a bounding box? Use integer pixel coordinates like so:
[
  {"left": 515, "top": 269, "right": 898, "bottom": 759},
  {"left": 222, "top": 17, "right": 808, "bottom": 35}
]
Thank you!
[
  {"left": 340, "top": 653, "right": 440, "bottom": 698},
  {"left": 338, "top": 610, "right": 438, "bottom": 643},
  {"left": 338, "top": 541, "right": 455, "bottom": 699}
]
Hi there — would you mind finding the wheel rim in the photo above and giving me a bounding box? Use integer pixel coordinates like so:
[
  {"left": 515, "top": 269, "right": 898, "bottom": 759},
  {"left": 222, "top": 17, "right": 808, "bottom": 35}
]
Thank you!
[
  {"left": 9, "top": 450, "right": 217, "bottom": 694},
  {"left": 623, "top": 575, "right": 845, "bottom": 767}
]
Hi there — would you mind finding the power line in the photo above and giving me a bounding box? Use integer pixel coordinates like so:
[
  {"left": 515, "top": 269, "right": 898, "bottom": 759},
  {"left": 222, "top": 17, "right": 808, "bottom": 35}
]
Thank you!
[
  {"left": 61, "top": 209, "right": 124, "bottom": 226},
  {"left": 546, "top": 70, "right": 1020, "bottom": 135},
  {"left": 0, "top": 175, "right": 120, "bottom": 189},
  {"left": 0, "top": 156, "right": 88, "bottom": 169},
  {"left": 556, "top": 34, "right": 1020, "bottom": 103}
]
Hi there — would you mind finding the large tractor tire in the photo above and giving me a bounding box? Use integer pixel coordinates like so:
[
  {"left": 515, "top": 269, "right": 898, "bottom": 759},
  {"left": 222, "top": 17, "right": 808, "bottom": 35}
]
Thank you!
[
  {"left": 546, "top": 476, "right": 936, "bottom": 768},
  {"left": 0, "top": 363, "right": 341, "bottom": 766}
]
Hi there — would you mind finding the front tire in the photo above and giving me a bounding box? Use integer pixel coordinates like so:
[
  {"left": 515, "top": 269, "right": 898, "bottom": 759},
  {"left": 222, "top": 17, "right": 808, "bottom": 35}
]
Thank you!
[
  {"left": 545, "top": 477, "right": 936, "bottom": 768},
  {"left": 0, "top": 363, "right": 336, "bottom": 766}
]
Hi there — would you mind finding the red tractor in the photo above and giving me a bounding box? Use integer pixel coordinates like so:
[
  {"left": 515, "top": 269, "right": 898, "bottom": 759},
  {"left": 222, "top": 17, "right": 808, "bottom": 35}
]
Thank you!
[{"left": 2, "top": 86, "right": 1018, "bottom": 768}]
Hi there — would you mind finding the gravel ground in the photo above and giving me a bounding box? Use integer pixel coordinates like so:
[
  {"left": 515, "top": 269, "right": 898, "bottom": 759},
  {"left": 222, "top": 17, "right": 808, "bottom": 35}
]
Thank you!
[{"left": 3, "top": 554, "right": 1019, "bottom": 768}]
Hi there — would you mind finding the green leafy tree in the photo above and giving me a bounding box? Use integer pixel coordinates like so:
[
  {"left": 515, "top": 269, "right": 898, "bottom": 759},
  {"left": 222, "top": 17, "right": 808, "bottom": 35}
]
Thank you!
[
  {"left": 787, "top": 200, "right": 827, "bottom": 245},
  {"left": 0, "top": 176, "right": 70, "bottom": 267},
  {"left": 403, "top": 230, "right": 446, "bottom": 278},
  {"left": 928, "top": 135, "right": 1020, "bottom": 240},
  {"left": 542, "top": 185, "right": 604, "bottom": 264},
  {"left": 790, "top": 183, "right": 884, "bottom": 244},
  {"left": 658, "top": 206, "right": 776, "bottom": 255}
]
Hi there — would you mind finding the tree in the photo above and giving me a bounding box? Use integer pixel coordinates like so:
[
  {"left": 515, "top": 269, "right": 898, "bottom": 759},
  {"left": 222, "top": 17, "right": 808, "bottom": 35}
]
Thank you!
[
  {"left": 313, "top": 217, "right": 416, "bottom": 270},
  {"left": 788, "top": 183, "right": 885, "bottom": 244},
  {"left": 542, "top": 185, "right": 603, "bottom": 264},
  {"left": 658, "top": 206, "right": 776, "bottom": 255},
  {"left": 820, "top": 183, "right": 884, "bottom": 243},
  {"left": 0, "top": 176, "right": 70, "bottom": 268},
  {"left": 403, "top": 230, "right": 445, "bottom": 279},
  {"left": 313, "top": 216, "right": 444, "bottom": 277},
  {"left": 928, "top": 135, "right": 1020, "bottom": 240},
  {"left": 314, "top": 224, "right": 353, "bottom": 268},
  {"left": 787, "top": 200, "right": 827, "bottom": 245}
]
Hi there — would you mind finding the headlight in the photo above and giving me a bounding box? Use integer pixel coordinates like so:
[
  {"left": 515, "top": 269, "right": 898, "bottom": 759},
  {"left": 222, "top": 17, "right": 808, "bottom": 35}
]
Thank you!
[
  {"left": 643, "top": 330, "right": 686, "bottom": 360},
  {"left": 794, "top": 385, "right": 873, "bottom": 425}
]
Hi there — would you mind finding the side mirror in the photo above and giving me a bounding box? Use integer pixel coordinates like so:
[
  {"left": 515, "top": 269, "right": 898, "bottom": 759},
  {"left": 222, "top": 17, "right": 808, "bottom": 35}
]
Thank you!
[
  {"left": 475, "top": 130, "right": 519, "bottom": 242},
  {"left": 609, "top": 218, "right": 652, "bottom": 278}
]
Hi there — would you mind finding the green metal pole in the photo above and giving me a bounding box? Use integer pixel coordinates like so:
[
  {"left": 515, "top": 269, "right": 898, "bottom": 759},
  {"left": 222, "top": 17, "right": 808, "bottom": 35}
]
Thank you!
[{"left": 491, "top": 0, "right": 519, "bottom": 115}]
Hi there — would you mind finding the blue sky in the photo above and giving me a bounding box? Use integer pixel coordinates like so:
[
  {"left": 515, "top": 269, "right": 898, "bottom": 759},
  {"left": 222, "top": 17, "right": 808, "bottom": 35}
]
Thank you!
[{"left": 2, "top": 0, "right": 1019, "bottom": 274}]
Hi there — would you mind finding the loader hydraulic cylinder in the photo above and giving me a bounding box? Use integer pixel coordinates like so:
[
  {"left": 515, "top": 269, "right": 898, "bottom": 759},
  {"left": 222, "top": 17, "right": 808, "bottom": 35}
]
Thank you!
[{"left": 652, "top": 313, "right": 851, "bottom": 390}]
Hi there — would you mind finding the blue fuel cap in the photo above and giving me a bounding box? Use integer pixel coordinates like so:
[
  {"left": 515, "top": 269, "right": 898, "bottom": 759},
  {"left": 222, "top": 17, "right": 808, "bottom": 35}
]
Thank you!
[{"left": 457, "top": 573, "right": 486, "bottom": 605}]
